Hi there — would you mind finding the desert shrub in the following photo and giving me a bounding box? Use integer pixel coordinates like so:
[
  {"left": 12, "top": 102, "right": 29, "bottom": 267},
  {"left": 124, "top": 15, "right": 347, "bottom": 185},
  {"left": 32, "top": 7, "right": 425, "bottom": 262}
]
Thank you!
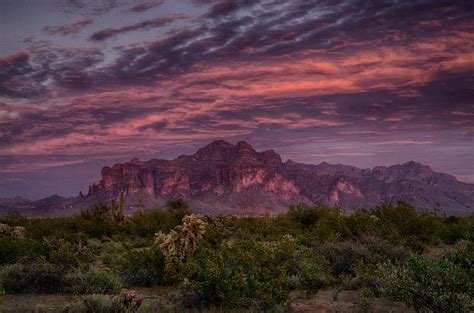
[
  {"left": 293, "top": 247, "right": 334, "bottom": 296},
  {"left": 0, "top": 237, "right": 50, "bottom": 264},
  {"left": 333, "top": 260, "right": 380, "bottom": 299},
  {"left": 272, "top": 234, "right": 298, "bottom": 266},
  {"left": 443, "top": 240, "right": 474, "bottom": 277},
  {"left": 25, "top": 216, "right": 117, "bottom": 241},
  {"left": 287, "top": 203, "right": 322, "bottom": 228},
  {"left": 345, "top": 209, "right": 378, "bottom": 237},
  {"left": 371, "top": 201, "right": 441, "bottom": 249},
  {"left": 179, "top": 240, "right": 290, "bottom": 310},
  {"left": 284, "top": 204, "right": 353, "bottom": 242},
  {"left": 200, "top": 216, "right": 234, "bottom": 248},
  {"left": 232, "top": 214, "right": 280, "bottom": 240},
  {"left": 439, "top": 215, "right": 473, "bottom": 243},
  {"left": 64, "top": 291, "right": 143, "bottom": 313},
  {"left": 114, "top": 247, "right": 167, "bottom": 287},
  {"left": 0, "top": 259, "right": 69, "bottom": 293},
  {"left": 165, "top": 198, "right": 190, "bottom": 215},
  {"left": 80, "top": 202, "right": 113, "bottom": 222},
  {"left": 287, "top": 203, "right": 341, "bottom": 229},
  {"left": 67, "top": 269, "right": 122, "bottom": 294},
  {"left": 315, "top": 210, "right": 352, "bottom": 242},
  {"left": 317, "top": 237, "right": 407, "bottom": 278},
  {"left": 375, "top": 253, "right": 473, "bottom": 312},
  {"left": 44, "top": 237, "right": 84, "bottom": 268},
  {"left": 126, "top": 209, "right": 184, "bottom": 236},
  {"left": 317, "top": 241, "right": 365, "bottom": 277},
  {"left": 358, "top": 236, "right": 408, "bottom": 264},
  {"left": 0, "top": 212, "right": 27, "bottom": 226}
]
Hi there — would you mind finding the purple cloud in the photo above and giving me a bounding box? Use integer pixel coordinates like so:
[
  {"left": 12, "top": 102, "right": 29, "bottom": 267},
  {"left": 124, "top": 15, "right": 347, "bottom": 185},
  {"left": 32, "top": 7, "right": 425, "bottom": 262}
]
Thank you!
[
  {"left": 1, "top": 0, "right": 474, "bottom": 199},
  {"left": 89, "top": 14, "right": 187, "bottom": 41},
  {"left": 42, "top": 19, "right": 94, "bottom": 35},
  {"left": 127, "top": 0, "right": 164, "bottom": 13},
  {"left": 204, "top": 0, "right": 259, "bottom": 18}
]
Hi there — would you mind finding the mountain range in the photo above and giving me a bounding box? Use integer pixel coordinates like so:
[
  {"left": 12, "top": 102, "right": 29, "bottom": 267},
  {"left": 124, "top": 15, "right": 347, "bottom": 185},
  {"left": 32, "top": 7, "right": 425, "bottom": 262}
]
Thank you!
[{"left": 1, "top": 140, "right": 473, "bottom": 216}]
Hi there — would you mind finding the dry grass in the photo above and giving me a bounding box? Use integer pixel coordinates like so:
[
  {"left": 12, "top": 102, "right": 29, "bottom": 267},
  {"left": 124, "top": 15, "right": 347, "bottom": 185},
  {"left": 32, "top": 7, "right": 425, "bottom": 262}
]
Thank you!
[{"left": 0, "top": 288, "right": 414, "bottom": 313}]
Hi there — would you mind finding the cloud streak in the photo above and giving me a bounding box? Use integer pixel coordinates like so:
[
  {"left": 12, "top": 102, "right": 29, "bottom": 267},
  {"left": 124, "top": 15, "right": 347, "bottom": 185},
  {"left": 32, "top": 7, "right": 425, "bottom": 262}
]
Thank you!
[
  {"left": 42, "top": 19, "right": 94, "bottom": 35},
  {"left": 89, "top": 14, "right": 187, "bottom": 41},
  {"left": 127, "top": 0, "right": 164, "bottom": 13}
]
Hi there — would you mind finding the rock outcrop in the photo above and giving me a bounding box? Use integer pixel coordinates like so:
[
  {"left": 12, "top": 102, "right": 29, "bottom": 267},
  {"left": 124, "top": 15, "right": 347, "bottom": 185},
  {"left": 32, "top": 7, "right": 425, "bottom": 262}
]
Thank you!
[
  {"left": 2, "top": 140, "right": 472, "bottom": 216},
  {"left": 83, "top": 140, "right": 473, "bottom": 216}
]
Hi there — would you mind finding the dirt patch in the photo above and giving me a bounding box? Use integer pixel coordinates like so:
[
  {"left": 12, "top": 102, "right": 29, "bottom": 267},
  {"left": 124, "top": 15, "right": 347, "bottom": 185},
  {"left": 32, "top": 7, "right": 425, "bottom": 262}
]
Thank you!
[
  {"left": 0, "top": 294, "right": 76, "bottom": 312},
  {"left": 291, "top": 290, "right": 414, "bottom": 313},
  {"left": 0, "top": 288, "right": 414, "bottom": 313}
]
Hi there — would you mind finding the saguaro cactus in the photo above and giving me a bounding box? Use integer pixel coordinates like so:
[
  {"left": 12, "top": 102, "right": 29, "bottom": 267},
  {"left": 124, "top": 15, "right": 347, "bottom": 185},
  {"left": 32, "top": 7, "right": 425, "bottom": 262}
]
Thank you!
[
  {"left": 117, "top": 191, "right": 125, "bottom": 222},
  {"left": 111, "top": 191, "right": 125, "bottom": 222}
]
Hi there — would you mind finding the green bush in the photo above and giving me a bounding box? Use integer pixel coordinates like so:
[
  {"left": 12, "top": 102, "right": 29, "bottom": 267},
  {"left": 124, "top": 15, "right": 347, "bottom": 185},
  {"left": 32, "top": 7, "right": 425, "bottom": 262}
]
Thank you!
[
  {"left": 375, "top": 253, "right": 473, "bottom": 312},
  {"left": 287, "top": 203, "right": 343, "bottom": 229},
  {"left": 67, "top": 269, "right": 122, "bottom": 294},
  {"left": 293, "top": 247, "right": 333, "bottom": 296},
  {"left": 44, "top": 237, "right": 83, "bottom": 268},
  {"left": 24, "top": 216, "right": 117, "bottom": 241},
  {"left": 125, "top": 209, "right": 184, "bottom": 237},
  {"left": 114, "top": 247, "right": 167, "bottom": 287},
  {"left": 165, "top": 198, "right": 190, "bottom": 216},
  {"left": 316, "top": 237, "right": 407, "bottom": 278},
  {"left": 371, "top": 201, "right": 441, "bottom": 249},
  {"left": 180, "top": 240, "right": 290, "bottom": 310},
  {"left": 444, "top": 240, "right": 474, "bottom": 279},
  {"left": 0, "top": 237, "right": 50, "bottom": 264},
  {"left": 0, "top": 259, "right": 69, "bottom": 293},
  {"left": 439, "top": 216, "right": 473, "bottom": 243},
  {"left": 80, "top": 202, "right": 114, "bottom": 222},
  {"left": 0, "top": 212, "right": 27, "bottom": 226},
  {"left": 64, "top": 291, "right": 143, "bottom": 313}
]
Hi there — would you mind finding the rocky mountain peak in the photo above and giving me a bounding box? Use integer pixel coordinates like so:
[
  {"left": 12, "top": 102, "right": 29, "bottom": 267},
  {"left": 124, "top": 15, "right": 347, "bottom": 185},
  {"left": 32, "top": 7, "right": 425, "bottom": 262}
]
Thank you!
[
  {"left": 258, "top": 149, "right": 282, "bottom": 166},
  {"left": 191, "top": 140, "right": 280, "bottom": 165},
  {"left": 192, "top": 140, "right": 235, "bottom": 161},
  {"left": 22, "top": 140, "right": 471, "bottom": 218},
  {"left": 390, "top": 160, "right": 433, "bottom": 176},
  {"left": 235, "top": 141, "right": 257, "bottom": 159}
]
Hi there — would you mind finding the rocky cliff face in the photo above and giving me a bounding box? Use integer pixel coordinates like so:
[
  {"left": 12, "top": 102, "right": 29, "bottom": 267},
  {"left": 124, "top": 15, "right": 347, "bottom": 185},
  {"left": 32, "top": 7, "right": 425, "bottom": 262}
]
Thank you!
[{"left": 83, "top": 140, "right": 474, "bottom": 216}]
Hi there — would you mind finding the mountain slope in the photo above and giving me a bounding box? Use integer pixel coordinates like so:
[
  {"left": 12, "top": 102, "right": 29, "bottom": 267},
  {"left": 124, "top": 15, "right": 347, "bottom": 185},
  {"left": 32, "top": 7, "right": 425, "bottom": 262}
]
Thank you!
[
  {"left": 1, "top": 140, "right": 472, "bottom": 216},
  {"left": 83, "top": 140, "right": 473, "bottom": 216}
]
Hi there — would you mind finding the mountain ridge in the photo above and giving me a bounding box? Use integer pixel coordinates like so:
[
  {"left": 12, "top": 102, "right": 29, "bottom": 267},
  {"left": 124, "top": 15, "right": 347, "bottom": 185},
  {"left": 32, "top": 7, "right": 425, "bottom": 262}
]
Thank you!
[{"left": 1, "top": 140, "right": 473, "bottom": 217}]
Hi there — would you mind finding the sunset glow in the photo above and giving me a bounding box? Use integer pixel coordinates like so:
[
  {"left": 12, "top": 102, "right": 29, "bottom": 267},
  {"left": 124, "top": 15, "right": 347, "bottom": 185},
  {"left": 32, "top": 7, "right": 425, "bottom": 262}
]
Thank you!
[{"left": 1, "top": 0, "right": 473, "bottom": 199}]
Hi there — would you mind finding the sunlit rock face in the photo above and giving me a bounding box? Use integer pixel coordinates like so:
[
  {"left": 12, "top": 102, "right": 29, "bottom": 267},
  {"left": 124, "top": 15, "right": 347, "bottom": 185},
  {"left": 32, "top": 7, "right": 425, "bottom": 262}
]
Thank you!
[
  {"left": 87, "top": 140, "right": 306, "bottom": 214},
  {"left": 83, "top": 140, "right": 474, "bottom": 216}
]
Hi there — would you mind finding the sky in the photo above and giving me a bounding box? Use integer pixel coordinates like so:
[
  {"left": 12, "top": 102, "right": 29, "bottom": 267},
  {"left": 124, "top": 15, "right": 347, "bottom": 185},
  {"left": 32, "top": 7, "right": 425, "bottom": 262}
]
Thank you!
[{"left": 0, "top": 0, "right": 473, "bottom": 200}]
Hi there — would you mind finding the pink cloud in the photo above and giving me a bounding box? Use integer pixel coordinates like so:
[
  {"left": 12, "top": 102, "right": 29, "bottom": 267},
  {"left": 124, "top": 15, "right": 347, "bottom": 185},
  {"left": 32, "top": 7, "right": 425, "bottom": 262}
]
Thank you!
[
  {"left": 372, "top": 140, "right": 434, "bottom": 145},
  {"left": 451, "top": 111, "right": 474, "bottom": 117}
]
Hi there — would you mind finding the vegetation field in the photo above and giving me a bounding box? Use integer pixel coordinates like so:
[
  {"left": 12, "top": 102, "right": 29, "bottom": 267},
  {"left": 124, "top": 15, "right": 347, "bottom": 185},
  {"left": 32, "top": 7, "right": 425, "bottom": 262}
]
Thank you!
[{"left": 0, "top": 200, "right": 472, "bottom": 312}]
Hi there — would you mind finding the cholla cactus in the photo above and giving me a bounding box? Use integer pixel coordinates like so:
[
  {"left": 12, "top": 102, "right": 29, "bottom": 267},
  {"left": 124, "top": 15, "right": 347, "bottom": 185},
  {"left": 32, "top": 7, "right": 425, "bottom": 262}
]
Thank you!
[
  {"left": 155, "top": 214, "right": 207, "bottom": 259},
  {"left": 370, "top": 215, "right": 379, "bottom": 223},
  {"left": 0, "top": 223, "right": 11, "bottom": 235},
  {"left": 283, "top": 234, "right": 296, "bottom": 242},
  {"left": 12, "top": 226, "right": 25, "bottom": 239},
  {"left": 0, "top": 223, "right": 25, "bottom": 239}
]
